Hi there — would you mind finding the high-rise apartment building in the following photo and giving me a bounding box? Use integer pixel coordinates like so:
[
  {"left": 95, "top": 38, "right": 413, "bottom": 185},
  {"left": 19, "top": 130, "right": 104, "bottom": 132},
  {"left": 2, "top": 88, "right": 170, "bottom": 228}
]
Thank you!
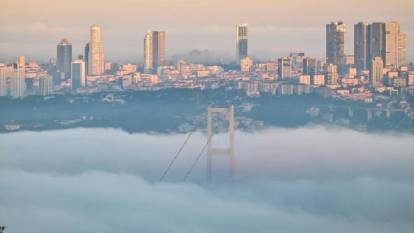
[
  {"left": 326, "top": 22, "right": 346, "bottom": 71},
  {"left": 39, "top": 75, "right": 53, "bottom": 96},
  {"left": 303, "top": 58, "right": 317, "bottom": 76},
  {"left": 367, "top": 23, "right": 386, "bottom": 69},
  {"left": 236, "top": 23, "right": 248, "bottom": 62},
  {"left": 144, "top": 32, "right": 153, "bottom": 73},
  {"left": 385, "top": 21, "right": 400, "bottom": 68},
  {"left": 84, "top": 43, "right": 89, "bottom": 75},
  {"left": 0, "top": 64, "right": 7, "bottom": 96},
  {"left": 152, "top": 31, "right": 166, "bottom": 70},
  {"left": 398, "top": 33, "right": 407, "bottom": 66},
  {"left": 278, "top": 57, "right": 292, "bottom": 80},
  {"left": 57, "top": 38, "right": 72, "bottom": 79},
  {"left": 71, "top": 59, "right": 86, "bottom": 90},
  {"left": 371, "top": 57, "right": 384, "bottom": 88},
  {"left": 88, "top": 25, "right": 105, "bottom": 76},
  {"left": 10, "top": 63, "right": 26, "bottom": 98},
  {"left": 354, "top": 22, "right": 368, "bottom": 72},
  {"left": 144, "top": 31, "right": 166, "bottom": 73}
]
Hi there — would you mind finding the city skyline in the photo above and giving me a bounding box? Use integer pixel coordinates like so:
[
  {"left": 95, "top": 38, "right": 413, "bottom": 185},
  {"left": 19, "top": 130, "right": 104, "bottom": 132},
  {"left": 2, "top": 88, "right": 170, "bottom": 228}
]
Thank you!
[{"left": 1, "top": 0, "right": 413, "bottom": 63}]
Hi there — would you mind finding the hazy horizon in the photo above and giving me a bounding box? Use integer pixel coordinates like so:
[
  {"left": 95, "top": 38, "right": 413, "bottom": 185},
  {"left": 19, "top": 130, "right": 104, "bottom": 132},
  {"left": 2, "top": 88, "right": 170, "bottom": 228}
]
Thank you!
[{"left": 1, "top": 0, "right": 413, "bottom": 63}]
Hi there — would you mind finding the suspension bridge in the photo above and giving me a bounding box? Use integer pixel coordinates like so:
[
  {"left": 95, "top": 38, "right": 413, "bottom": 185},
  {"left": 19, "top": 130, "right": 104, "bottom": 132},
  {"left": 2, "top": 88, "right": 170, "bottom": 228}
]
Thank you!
[{"left": 159, "top": 106, "right": 235, "bottom": 183}]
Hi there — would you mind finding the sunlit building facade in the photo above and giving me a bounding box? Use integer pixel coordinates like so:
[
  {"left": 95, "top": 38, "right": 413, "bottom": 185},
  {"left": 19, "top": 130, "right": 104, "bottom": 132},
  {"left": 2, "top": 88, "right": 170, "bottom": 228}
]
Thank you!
[{"left": 88, "top": 25, "right": 105, "bottom": 76}]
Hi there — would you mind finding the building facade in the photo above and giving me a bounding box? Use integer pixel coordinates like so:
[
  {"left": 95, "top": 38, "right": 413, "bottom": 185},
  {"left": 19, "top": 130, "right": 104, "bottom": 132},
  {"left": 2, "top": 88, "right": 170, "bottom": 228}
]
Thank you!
[
  {"left": 354, "top": 22, "right": 368, "bottom": 73},
  {"left": 326, "top": 22, "right": 346, "bottom": 72},
  {"left": 367, "top": 22, "right": 386, "bottom": 69},
  {"left": 236, "top": 23, "right": 248, "bottom": 62},
  {"left": 10, "top": 63, "right": 26, "bottom": 98},
  {"left": 371, "top": 57, "right": 384, "bottom": 88},
  {"left": 71, "top": 59, "right": 86, "bottom": 90},
  {"left": 57, "top": 38, "right": 72, "bottom": 79},
  {"left": 39, "top": 75, "right": 53, "bottom": 96},
  {"left": 88, "top": 25, "right": 105, "bottom": 76}
]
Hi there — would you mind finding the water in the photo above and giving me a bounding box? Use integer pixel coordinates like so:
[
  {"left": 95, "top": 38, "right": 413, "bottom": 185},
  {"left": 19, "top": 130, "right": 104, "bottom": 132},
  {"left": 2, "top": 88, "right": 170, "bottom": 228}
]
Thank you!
[{"left": 1, "top": 127, "right": 414, "bottom": 233}]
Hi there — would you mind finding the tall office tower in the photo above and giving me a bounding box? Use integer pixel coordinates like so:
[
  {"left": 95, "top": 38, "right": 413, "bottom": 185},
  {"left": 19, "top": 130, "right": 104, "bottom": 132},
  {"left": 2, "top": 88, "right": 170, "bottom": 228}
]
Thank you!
[
  {"left": 354, "top": 22, "right": 368, "bottom": 73},
  {"left": 143, "top": 31, "right": 166, "bottom": 73},
  {"left": 278, "top": 57, "right": 292, "bottom": 80},
  {"left": 144, "top": 32, "right": 153, "bottom": 73},
  {"left": 57, "top": 38, "right": 72, "bottom": 79},
  {"left": 152, "top": 31, "right": 166, "bottom": 70},
  {"left": 326, "top": 64, "right": 338, "bottom": 85},
  {"left": 303, "top": 58, "right": 317, "bottom": 76},
  {"left": 326, "top": 22, "right": 346, "bottom": 71},
  {"left": 71, "top": 59, "right": 86, "bottom": 90},
  {"left": 39, "top": 75, "right": 53, "bottom": 96},
  {"left": 10, "top": 63, "right": 26, "bottom": 98},
  {"left": 236, "top": 23, "right": 248, "bottom": 62},
  {"left": 371, "top": 57, "right": 384, "bottom": 88},
  {"left": 385, "top": 21, "right": 400, "bottom": 68},
  {"left": 398, "top": 33, "right": 407, "bottom": 66},
  {"left": 0, "top": 64, "right": 7, "bottom": 96},
  {"left": 88, "top": 25, "right": 105, "bottom": 76},
  {"left": 84, "top": 43, "right": 89, "bottom": 75},
  {"left": 367, "top": 22, "right": 386, "bottom": 68}
]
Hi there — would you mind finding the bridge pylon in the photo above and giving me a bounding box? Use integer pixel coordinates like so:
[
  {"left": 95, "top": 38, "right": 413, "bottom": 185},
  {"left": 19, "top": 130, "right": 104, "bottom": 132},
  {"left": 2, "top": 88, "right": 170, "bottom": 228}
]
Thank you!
[{"left": 207, "top": 105, "right": 235, "bottom": 183}]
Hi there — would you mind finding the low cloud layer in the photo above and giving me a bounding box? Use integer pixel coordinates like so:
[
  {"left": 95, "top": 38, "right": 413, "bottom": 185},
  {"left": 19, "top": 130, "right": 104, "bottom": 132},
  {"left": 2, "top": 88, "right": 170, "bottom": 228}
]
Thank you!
[
  {"left": 0, "top": 127, "right": 414, "bottom": 232},
  {"left": 1, "top": 170, "right": 413, "bottom": 233}
]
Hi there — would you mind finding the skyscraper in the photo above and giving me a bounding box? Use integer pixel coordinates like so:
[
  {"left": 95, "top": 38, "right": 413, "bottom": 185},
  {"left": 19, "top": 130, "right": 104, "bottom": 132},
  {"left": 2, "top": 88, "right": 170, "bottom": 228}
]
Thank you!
[
  {"left": 39, "top": 75, "right": 53, "bottom": 96},
  {"left": 371, "top": 57, "right": 384, "bottom": 88},
  {"left": 84, "top": 43, "right": 89, "bottom": 75},
  {"left": 326, "top": 22, "right": 346, "bottom": 71},
  {"left": 367, "top": 23, "right": 386, "bottom": 69},
  {"left": 236, "top": 23, "right": 248, "bottom": 62},
  {"left": 71, "top": 59, "right": 86, "bottom": 90},
  {"left": 10, "top": 63, "right": 26, "bottom": 98},
  {"left": 303, "top": 58, "right": 317, "bottom": 76},
  {"left": 385, "top": 21, "right": 400, "bottom": 68},
  {"left": 57, "top": 38, "right": 72, "bottom": 79},
  {"left": 144, "top": 31, "right": 166, "bottom": 73},
  {"left": 278, "top": 57, "right": 292, "bottom": 80},
  {"left": 88, "top": 25, "right": 105, "bottom": 76},
  {"left": 0, "top": 64, "right": 7, "bottom": 96},
  {"left": 144, "top": 32, "right": 153, "bottom": 73},
  {"left": 354, "top": 22, "right": 368, "bottom": 73},
  {"left": 152, "top": 31, "right": 166, "bottom": 70},
  {"left": 398, "top": 33, "right": 407, "bottom": 66}
]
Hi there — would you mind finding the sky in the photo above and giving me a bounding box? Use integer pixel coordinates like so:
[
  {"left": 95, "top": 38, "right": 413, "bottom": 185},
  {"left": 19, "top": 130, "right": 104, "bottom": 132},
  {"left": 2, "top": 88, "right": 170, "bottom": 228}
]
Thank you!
[
  {"left": 1, "top": 127, "right": 414, "bottom": 233},
  {"left": 0, "top": 0, "right": 413, "bottom": 63}
]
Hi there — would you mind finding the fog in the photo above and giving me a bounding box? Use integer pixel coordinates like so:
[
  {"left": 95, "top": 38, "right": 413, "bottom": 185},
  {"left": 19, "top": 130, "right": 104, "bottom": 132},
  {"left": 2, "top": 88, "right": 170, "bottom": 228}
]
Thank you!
[{"left": 0, "top": 127, "right": 414, "bottom": 232}]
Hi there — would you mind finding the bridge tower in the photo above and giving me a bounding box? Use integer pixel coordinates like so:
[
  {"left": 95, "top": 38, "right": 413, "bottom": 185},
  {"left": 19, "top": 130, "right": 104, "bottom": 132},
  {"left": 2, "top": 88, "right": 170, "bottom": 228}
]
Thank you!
[{"left": 207, "top": 106, "right": 235, "bottom": 183}]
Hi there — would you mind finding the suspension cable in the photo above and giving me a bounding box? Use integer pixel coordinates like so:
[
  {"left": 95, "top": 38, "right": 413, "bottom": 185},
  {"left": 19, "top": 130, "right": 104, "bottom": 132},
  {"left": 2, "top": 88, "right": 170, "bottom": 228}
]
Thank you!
[
  {"left": 183, "top": 142, "right": 209, "bottom": 182},
  {"left": 159, "top": 132, "right": 193, "bottom": 181}
]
